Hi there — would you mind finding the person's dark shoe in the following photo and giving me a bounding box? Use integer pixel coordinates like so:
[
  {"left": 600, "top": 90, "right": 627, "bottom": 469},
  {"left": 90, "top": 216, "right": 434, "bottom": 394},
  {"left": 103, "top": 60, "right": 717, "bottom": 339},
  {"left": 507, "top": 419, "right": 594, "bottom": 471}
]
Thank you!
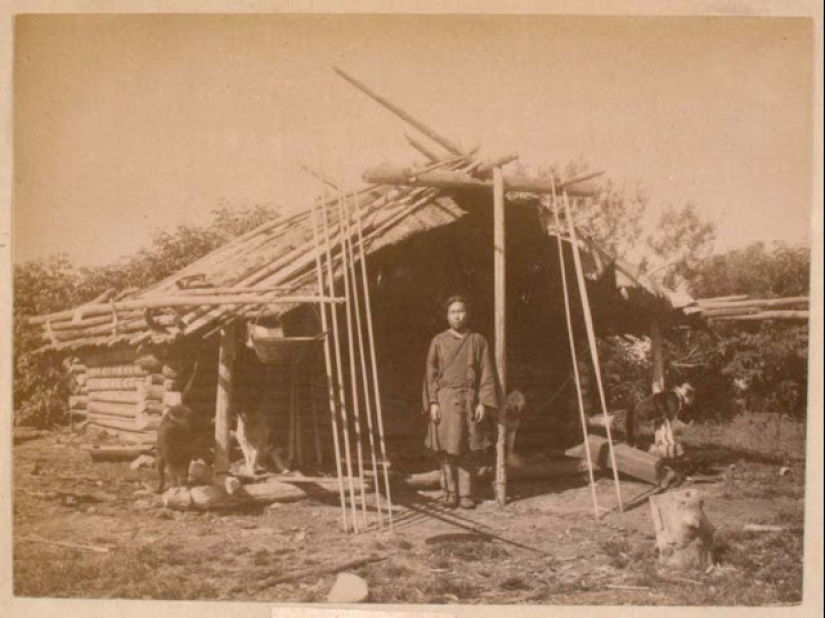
[
  {"left": 459, "top": 497, "right": 476, "bottom": 509},
  {"left": 443, "top": 492, "right": 458, "bottom": 509}
]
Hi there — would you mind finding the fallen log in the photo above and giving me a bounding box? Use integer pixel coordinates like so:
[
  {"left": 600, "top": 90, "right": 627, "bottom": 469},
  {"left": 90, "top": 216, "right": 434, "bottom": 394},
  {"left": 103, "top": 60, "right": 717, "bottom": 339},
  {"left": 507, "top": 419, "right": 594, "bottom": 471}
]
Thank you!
[
  {"left": 83, "top": 444, "right": 153, "bottom": 462},
  {"left": 566, "top": 435, "right": 666, "bottom": 485},
  {"left": 87, "top": 365, "right": 146, "bottom": 378},
  {"left": 163, "top": 477, "right": 373, "bottom": 511}
]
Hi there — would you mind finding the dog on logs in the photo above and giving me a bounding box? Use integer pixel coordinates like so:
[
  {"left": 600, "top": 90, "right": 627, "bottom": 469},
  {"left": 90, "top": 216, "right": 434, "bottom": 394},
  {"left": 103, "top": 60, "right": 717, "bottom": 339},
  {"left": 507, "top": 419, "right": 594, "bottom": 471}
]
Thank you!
[
  {"left": 625, "top": 383, "right": 695, "bottom": 449},
  {"left": 155, "top": 362, "right": 199, "bottom": 493}
]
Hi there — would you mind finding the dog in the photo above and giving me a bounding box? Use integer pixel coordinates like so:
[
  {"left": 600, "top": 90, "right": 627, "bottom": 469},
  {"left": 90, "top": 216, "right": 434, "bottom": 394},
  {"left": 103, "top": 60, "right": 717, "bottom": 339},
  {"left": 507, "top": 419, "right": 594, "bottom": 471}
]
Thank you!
[
  {"left": 235, "top": 405, "right": 288, "bottom": 475},
  {"left": 155, "top": 404, "right": 195, "bottom": 493},
  {"left": 625, "top": 383, "right": 694, "bottom": 449},
  {"left": 503, "top": 389, "right": 526, "bottom": 467}
]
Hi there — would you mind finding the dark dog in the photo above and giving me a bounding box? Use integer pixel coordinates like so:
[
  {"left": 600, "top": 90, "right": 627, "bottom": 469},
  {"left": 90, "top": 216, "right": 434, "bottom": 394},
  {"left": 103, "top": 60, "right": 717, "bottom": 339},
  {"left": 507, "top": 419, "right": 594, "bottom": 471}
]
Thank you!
[
  {"left": 155, "top": 404, "right": 195, "bottom": 493},
  {"left": 625, "top": 383, "right": 694, "bottom": 448}
]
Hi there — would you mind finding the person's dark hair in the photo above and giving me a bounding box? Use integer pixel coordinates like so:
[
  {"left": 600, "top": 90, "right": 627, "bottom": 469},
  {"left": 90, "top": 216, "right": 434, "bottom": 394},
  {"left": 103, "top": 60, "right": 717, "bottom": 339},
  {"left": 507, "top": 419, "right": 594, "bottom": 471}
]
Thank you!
[{"left": 445, "top": 295, "right": 470, "bottom": 314}]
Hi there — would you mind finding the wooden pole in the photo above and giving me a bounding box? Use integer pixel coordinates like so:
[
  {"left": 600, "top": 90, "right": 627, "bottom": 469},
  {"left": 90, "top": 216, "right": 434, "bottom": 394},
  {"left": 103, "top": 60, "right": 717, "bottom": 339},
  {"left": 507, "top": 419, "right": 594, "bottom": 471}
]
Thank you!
[
  {"left": 650, "top": 319, "right": 665, "bottom": 394},
  {"left": 493, "top": 166, "right": 508, "bottom": 507},
  {"left": 563, "top": 190, "right": 624, "bottom": 512},
  {"left": 344, "top": 189, "right": 385, "bottom": 527},
  {"left": 552, "top": 195, "right": 600, "bottom": 518},
  {"left": 352, "top": 186, "right": 395, "bottom": 528},
  {"left": 214, "top": 325, "right": 236, "bottom": 481},
  {"left": 29, "top": 295, "right": 344, "bottom": 325},
  {"left": 333, "top": 66, "right": 465, "bottom": 156},
  {"left": 320, "top": 190, "right": 360, "bottom": 532},
  {"left": 404, "top": 134, "right": 440, "bottom": 162},
  {"left": 336, "top": 184, "right": 370, "bottom": 529},
  {"left": 310, "top": 193, "right": 348, "bottom": 532}
]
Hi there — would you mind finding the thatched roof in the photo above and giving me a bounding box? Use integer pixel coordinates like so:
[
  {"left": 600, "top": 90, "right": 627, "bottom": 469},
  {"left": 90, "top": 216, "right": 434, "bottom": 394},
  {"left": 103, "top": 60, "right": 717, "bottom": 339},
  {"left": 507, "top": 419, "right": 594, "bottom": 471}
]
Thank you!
[{"left": 31, "top": 154, "right": 685, "bottom": 353}]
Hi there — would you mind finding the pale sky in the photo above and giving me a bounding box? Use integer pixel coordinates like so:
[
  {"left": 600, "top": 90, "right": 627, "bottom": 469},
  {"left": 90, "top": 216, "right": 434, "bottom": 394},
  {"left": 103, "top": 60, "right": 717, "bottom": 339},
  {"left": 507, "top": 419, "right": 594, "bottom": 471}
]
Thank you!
[{"left": 12, "top": 14, "right": 814, "bottom": 266}]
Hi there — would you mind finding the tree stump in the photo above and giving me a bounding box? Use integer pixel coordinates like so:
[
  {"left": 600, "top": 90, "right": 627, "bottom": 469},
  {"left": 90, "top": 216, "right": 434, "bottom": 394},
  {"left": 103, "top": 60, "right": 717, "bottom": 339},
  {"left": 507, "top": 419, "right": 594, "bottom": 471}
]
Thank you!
[{"left": 649, "top": 489, "right": 714, "bottom": 570}]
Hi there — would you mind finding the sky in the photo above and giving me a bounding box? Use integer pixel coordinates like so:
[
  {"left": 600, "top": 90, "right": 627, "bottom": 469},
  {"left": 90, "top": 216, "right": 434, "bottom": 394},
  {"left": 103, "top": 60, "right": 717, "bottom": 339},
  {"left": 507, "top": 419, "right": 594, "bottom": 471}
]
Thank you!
[{"left": 12, "top": 14, "right": 815, "bottom": 267}]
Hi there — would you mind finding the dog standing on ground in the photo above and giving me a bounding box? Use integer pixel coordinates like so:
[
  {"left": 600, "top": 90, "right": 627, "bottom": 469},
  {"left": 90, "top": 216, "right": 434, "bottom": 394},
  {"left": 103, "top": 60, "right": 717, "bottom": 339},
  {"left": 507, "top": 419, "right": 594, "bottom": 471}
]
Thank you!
[
  {"left": 625, "top": 383, "right": 695, "bottom": 449},
  {"left": 156, "top": 404, "right": 195, "bottom": 493}
]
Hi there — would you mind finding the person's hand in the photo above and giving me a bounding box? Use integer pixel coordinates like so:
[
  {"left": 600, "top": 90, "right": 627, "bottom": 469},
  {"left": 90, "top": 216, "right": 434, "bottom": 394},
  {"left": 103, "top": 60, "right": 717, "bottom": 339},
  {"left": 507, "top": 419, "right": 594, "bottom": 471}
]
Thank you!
[
  {"left": 430, "top": 404, "right": 441, "bottom": 423},
  {"left": 473, "top": 404, "right": 485, "bottom": 423}
]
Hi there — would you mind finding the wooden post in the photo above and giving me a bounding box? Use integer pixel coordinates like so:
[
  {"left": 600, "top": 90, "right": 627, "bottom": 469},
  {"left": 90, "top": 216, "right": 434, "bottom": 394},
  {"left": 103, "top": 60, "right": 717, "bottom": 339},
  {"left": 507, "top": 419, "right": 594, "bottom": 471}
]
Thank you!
[
  {"left": 214, "top": 325, "right": 236, "bottom": 480},
  {"left": 493, "top": 166, "right": 508, "bottom": 507},
  {"left": 650, "top": 319, "right": 665, "bottom": 394}
]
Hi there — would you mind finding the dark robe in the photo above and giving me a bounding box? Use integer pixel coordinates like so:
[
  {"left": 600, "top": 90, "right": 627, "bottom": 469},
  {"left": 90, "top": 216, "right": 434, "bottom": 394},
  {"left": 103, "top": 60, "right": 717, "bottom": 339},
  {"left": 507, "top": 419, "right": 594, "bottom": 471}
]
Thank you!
[{"left": 421, "top": 329, "right": 501, "bottom": 456}]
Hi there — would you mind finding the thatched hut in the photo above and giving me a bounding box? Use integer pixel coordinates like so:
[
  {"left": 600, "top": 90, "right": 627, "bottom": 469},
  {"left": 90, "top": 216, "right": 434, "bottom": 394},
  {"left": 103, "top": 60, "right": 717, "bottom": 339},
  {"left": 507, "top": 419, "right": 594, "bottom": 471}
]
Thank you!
[{"left": 29, "top": 153, "right": 686, "bottom": 473}]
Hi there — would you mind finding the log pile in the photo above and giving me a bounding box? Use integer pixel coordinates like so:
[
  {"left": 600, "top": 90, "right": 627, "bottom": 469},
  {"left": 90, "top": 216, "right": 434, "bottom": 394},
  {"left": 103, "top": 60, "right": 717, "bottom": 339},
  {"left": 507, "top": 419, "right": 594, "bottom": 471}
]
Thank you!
[{"left": 687, "top": 295, "right": 809, "bottom": 324}]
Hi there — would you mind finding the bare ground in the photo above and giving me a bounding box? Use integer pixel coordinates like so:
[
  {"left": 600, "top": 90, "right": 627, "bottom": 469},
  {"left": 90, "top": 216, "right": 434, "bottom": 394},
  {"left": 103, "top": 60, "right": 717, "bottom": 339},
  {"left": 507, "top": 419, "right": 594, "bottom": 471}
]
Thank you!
[{"left": 11, "top": 416, "right": 806, "bottom": 606}]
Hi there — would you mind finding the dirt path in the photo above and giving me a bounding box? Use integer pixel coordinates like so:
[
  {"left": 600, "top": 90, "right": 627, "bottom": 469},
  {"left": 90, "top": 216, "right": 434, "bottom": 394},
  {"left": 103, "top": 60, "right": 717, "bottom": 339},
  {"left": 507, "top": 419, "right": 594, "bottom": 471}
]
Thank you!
[{"left": 12, "top": 427, "right": 805, "bottom": 605}]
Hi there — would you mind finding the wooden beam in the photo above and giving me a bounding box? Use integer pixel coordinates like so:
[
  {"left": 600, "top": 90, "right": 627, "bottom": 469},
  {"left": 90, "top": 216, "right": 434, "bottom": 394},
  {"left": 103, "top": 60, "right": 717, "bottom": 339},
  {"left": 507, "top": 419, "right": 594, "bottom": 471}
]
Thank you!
[
  {"left": 493, "top": 167, "right": 508, "bottom": 507},
  {"left": 362, "top": 164, "right": 601, "bottom": 196},
  {"left": 214, "top": 326, "right": 236, "bottom": 480},
  {"left": 333, "top": 66, "right": 465, "bottom": 156}
]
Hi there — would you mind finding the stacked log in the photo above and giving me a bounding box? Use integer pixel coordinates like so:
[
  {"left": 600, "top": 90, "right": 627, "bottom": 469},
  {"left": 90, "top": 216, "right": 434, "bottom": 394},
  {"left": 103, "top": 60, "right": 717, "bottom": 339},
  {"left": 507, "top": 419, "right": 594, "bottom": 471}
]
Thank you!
[{"left": 80, "top": 349, "right": 166, "bottom": 443}]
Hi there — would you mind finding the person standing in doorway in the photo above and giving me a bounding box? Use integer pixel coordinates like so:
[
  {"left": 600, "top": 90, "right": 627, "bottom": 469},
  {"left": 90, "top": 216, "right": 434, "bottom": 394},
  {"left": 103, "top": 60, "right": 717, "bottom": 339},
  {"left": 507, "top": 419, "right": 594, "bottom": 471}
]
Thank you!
[{"left": 422, "top": 296, "right": 501, "bottom": 509}]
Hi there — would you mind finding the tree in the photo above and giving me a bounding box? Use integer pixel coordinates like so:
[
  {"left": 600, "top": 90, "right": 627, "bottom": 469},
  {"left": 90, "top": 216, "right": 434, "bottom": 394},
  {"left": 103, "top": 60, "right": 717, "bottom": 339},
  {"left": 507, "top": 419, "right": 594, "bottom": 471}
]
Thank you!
[
  {"left": 646, "top": 202, "right": 716, "bottom": 291},
  {"left": 688, "top": 241, "right": 810, "bottom": 299}
]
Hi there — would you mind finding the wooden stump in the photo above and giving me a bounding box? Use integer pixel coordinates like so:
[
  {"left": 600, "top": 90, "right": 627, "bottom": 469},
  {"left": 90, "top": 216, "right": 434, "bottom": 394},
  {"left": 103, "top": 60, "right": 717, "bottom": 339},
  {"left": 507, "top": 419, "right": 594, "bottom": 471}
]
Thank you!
[{"left": 649, "top": 489, "right": 714, "bottom": 570}]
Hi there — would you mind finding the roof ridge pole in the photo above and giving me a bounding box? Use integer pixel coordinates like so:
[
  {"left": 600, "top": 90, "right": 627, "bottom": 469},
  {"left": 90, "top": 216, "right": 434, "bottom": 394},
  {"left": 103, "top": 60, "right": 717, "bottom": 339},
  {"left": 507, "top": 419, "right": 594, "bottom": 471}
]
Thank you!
[
  {"left": 310, "top": 189, "right": 349, "bottom": 533},
  {"left": 343, "top": 188, "right": 385, "bottom": 528},
  {"left": 551, "top": 182, "right": 601, "bottom": 519},
  {"left": 333, "top": 66, "right": 465, "bottom": 156},
  {"left": 563, "top": 190, "right": 624, "bottom": 513},
  {"left": 336, "top": 177, "right": 370, "bottom": 530},
  {"left": 493, "top": 166, "right": 508, "bottom": 507},
  {"left": 320, "top": 184, "right": 360, "bottom": 532},
  {"left": 352, "top": 185, "right": 395, "bottom": 529}
]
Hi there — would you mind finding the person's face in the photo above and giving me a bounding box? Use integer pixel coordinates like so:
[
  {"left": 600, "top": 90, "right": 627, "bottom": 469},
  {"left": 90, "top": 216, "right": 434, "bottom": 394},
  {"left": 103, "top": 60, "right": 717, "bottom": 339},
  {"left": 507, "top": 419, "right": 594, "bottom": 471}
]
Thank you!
[{"left": 447, "top": 301, "right": 468, "bottom": 331}]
